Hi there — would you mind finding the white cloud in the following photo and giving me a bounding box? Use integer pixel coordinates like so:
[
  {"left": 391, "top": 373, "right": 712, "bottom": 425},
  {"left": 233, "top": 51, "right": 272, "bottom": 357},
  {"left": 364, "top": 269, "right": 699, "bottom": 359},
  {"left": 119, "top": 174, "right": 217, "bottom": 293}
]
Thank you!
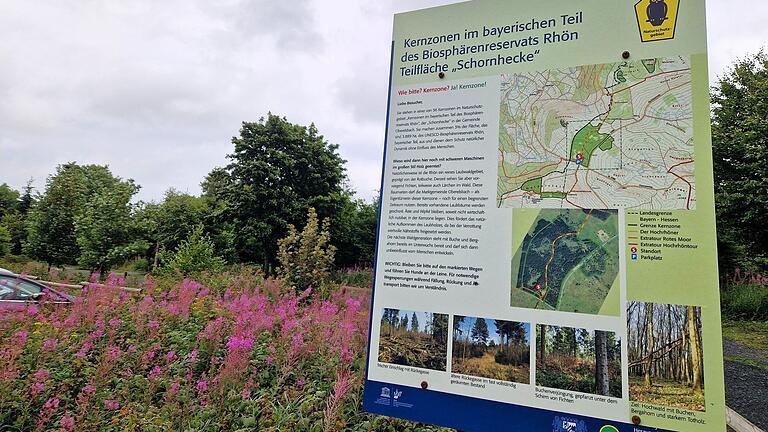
[{"left": 0, "top": 0, "right": 765, "bottom": 202}]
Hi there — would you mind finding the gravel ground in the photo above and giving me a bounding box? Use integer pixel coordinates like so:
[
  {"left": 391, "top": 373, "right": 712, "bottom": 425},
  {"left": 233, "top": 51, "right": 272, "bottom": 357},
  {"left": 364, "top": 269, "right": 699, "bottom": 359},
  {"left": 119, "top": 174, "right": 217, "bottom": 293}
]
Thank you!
[{"left": 724, "top": 339, "right": 768, "bottom": 431}]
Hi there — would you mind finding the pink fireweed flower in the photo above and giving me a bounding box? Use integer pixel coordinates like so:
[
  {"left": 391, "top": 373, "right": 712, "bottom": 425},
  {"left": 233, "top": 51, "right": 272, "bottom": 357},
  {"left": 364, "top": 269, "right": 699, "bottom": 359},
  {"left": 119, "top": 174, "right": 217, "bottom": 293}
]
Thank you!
[
  {"left": 43, "top": 397, "right": 60, "bottom": 411},
  {"left": 95, "top": 320, "right": 105, "bottom": 328},
  {"left": 226, "top": 335, "right": 254, "bottom": 352},
  {"left": 60, "top": 415, "right": 75, "bottom": 430},
  {"left": 148, "top": 320, "right": 160, "bottom": 331},
  {"left": 196, "top": 378, "right": 209, "bottom": 393},
  {"left": 165, "top": 351, "right": 177, "bottom": 362},
  {"left": 30, "top": 382, "right": 45, "bottom": 396},
  {"left": 108, "top": 318, "right": 122, "bottom": 328},
  {"left": 296, "top": 377, "right": 305, "bottom": 390},
  {"left": 106, "top": 346, "right": 121, "bottom": 361},
  {"left": 127, "top": 345, "right": 138, "bottom": 354},
  {"left": 42, "top": 338, "right": 58, "bottom": 351},
  {"left": 34, "top": 368, "right": 50, "bottom": 382},
  {"left": 148, "top": 365, "right": 162, "bottom": 380},
  {"left": 14, "top": 330, "right": 29, "bottom": 345},
  {"left": 104, "top": 399, "right": 120, "bottom": 410}
]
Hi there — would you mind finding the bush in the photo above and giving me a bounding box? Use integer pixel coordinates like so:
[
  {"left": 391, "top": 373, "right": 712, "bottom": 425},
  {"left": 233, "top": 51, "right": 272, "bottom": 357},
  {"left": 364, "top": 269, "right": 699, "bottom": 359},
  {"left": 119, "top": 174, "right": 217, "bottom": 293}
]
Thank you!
[
  {"left": 278, "top": 208, "right": 336, "bottom": 296},
  {"left": 156, "top": 225, "right": 225, "bottom": 277}
]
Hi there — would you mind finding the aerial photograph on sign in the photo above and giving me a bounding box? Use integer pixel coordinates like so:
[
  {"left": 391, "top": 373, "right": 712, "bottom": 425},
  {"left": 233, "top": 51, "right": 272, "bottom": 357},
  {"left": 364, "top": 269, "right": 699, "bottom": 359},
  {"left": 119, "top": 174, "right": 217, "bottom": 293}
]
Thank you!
[
  {"left": 497, "top": 56, "right": 695, "bottom": 210},
  {"left": 510, "top": 209, "right": 619, "bottom": 315},
  {"left": 452, "top": 316, "right": 531, "bottom": 384},
  {"left": 377, "top": 308, "right": 449, "bottom": 371}
]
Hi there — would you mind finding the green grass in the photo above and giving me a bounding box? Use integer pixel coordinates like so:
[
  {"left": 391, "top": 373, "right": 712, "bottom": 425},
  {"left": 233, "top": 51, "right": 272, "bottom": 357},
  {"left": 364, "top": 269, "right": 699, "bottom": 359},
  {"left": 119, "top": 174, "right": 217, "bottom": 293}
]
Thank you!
[
  {"left": 629, "top": 377, "right": 705, "bottom": 412},
  {"left": 720, "top": 283, "right": 768, "bottom": 320},
  {"left": 722, "top": 320, "right": 768, "bottom": 351},
  {"left": 724, "top": 355, "right": 768, "bottom": 370}
]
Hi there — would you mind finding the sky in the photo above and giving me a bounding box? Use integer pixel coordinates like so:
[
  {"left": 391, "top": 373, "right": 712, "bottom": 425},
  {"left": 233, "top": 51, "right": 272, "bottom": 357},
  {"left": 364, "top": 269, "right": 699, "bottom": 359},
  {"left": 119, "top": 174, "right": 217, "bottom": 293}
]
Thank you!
[
  {"left": 1, "top": 0, "right": 766, "bottom": 202},
  {"left": 386, "top": 309, "right": 435, "bottom": 333}
]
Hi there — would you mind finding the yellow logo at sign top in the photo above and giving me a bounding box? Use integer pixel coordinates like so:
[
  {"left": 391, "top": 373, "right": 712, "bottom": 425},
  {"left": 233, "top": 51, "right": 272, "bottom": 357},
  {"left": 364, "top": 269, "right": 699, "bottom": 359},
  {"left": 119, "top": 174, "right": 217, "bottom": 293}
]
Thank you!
[{"left": 634, "top": 0, "right": 680, "bottom": 42}]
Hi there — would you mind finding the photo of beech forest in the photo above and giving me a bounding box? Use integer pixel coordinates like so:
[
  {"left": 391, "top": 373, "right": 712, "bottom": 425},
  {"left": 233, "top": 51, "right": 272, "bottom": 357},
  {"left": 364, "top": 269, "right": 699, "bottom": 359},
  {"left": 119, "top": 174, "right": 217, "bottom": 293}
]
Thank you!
[
  {"left": 536, "top": 324, "right": 622, "bottom": 398},
  {"left": 378, "top": 309, "right": 449, "bottom": 371},
  {"left": 627, "top": 302, "right": 706, "bottom": 412},
  {"left": 452, "top": 317, "right": 531, "bottom": 384}
]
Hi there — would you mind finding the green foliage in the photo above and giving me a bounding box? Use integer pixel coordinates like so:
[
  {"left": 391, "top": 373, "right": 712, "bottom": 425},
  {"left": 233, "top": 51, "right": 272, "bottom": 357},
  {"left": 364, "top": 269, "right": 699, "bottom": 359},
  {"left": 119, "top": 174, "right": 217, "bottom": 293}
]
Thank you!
[
  {"left": 332, "top": 195, "right": 379, "bottom": 267},
  {"left": 25, "top": 163, "right": 130, "bottom": 266},
  {"left": 471, "top": 318, "right": 489, "bottom": 345},
  {"left": 0, "top": 183, "right": 20, "bottom": 217},
  {"left": 75, "top": 178, "right": 146, "bottom": 272},
  {"left": 158, "top": 225, "right": 225, "bottom": 276},
  {"left": 712, "top": 50, "right": 768, "bottom": 271},
  {"left": 0, "top": 225, "right": 10, "bottom": 257},
  {"left": 0, "top": 212, "right": 26, "bottom": 255},
  {"left": 214, "top": 114, "right": 347, "bottom": 269},
  {"left": 720, "top": 284, "right": 768, "bottom": 320},
  {"left": 277, "top": 208, "right": 336, "bottom": 294}
]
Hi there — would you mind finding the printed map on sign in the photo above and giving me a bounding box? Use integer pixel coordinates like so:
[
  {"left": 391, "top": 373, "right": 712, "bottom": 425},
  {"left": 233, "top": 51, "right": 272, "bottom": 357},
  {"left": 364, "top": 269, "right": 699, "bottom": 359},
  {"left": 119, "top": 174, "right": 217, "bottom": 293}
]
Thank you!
[{"left": 497, "top": 57, "right": 695, "bottom": 209}]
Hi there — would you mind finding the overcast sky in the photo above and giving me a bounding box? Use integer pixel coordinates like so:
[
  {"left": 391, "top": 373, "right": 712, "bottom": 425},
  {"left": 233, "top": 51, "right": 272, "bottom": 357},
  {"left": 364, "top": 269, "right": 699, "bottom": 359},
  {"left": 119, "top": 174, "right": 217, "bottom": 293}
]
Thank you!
[{"left": 1, "top": 0, "right": 765, "bottom": 202}]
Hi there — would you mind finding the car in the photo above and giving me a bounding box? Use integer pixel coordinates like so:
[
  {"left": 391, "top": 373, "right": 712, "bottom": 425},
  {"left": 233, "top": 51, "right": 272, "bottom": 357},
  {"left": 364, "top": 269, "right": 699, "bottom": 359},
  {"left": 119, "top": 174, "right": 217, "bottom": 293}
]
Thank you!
[{"left": 0, "top": 268, "right": 74, "bottom": 308}]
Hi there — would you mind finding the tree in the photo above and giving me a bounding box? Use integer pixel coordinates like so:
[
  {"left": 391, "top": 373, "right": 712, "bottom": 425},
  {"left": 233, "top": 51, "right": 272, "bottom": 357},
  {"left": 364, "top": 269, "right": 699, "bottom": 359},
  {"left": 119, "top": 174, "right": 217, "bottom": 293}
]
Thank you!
[
  {"left": 471, "top": 318, "right": 489, "bottom": 345},
  {"left": 157, "top": 225, "right": 225, "bottom": 276},
  {"left": 0, "top": 184, "right": 20, "bottom": 218},
  {"left": 0, "top": 225, "right": 10, "bottom": 257},
  {"left": 277, "top": 207, "right": 336, "bottom": 294},
  {"left": 1, "top": 212, "right": 26, "bottom": 255},
  {"left": 644, "top": 302, "right": 655, "bottom": 388},
  {"left": 687, "top": 306, "right": 703, "bottom": 394},
  {"left": 152, "top": 189, "right": 210, "bottom": 256},
  {"left": 594, "top": 330, "right": 610, "bottom": 396},
  {"left": 712, "top": 51, "right": 768, "bottom": 271},
  {"left": 410, "top": 312, "right": 419, "bottom": 333},
  {"left": 401, "top": 314, "right": 409, "bottom": 331},
  {"left": 74, "top": 179, "right": 146, "bottom": 273},
  {"left": 216, "top": 114, "right": 347, "bottom": 270},
  {"left": 539, "top": 324, "right": 547, "bottom": 365},
  {"left": 26, "top": 163, "right": 123, "bottom": 266}
]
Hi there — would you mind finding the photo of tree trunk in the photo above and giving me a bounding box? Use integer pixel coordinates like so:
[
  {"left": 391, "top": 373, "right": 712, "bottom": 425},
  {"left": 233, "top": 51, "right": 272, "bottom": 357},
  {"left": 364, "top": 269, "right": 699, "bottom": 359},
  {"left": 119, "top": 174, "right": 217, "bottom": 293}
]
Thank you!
[
  {"left": 627, "top": 302, "right": 705, "bottom": 411},
  {"left": 452, "top": 317, "right": 531, "bottom": 384},
  {"left": 378, "top": 308, "right": 449, "bottom": 371},
  {"left": 536, "top": 324, "right": 622, "bottom": 398}
]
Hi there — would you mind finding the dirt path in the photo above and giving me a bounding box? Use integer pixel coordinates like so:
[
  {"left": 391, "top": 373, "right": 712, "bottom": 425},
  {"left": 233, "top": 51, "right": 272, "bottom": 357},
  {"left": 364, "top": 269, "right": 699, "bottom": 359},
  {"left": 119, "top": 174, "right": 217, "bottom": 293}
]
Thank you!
[{"left": 724, "top": 339, "right": 768, "bottom": 430}]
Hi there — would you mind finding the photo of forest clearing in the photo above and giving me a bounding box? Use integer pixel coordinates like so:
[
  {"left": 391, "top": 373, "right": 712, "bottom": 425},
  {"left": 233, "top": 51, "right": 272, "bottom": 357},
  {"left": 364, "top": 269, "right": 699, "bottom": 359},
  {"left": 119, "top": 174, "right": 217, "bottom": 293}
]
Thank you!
[
  {"left": 536, "top": 324, "right": 622, "bottom": 398},
  {"left": 378, "top": 309, "right": 449, "bottom": 371},
  {"left": 628, "top": 302, "right": 706, "bottom": 412},
  {"left": 452, "top": 317, "right": 531, "bottom": 384},
  {"left": 511, "top": 209, "right": 619, "bottom": 316}
]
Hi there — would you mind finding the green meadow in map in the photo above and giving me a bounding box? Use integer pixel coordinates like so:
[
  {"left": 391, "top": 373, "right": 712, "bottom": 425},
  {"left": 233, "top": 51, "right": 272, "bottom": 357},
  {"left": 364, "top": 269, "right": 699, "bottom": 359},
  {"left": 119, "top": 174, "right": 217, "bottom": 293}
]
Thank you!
[{"left": 511, "top": 209, "right": 619, "bottom": 315}]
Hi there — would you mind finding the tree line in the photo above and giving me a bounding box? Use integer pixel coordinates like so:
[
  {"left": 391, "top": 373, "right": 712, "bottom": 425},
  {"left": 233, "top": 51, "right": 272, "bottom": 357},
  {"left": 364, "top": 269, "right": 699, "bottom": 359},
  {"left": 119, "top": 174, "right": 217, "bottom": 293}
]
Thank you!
[{"left": 0, "top": 114, "right": 378, "bottom": 274}]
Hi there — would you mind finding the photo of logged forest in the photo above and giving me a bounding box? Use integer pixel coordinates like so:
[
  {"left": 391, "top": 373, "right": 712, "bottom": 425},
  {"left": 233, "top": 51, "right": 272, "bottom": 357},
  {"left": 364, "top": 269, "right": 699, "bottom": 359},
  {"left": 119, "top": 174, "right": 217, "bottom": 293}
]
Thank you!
[
  {"left": 378, "top": 309, "right": 449, "bottom": 371},
  {"left": 536, "top": 324, "right": 622, "bottom": 398},
  {"left": 452, "top": 317, "right": 531, "bottom": 384},
  {"left": 627, "top": 302, "right": 706, "bottom": 411}
]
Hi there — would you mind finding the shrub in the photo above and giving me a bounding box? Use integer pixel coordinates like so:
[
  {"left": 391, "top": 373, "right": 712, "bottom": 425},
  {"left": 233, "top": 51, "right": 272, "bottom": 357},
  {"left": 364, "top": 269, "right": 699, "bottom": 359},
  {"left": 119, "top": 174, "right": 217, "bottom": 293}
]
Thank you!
[
  {"left": 278, "top": 208, "right": 336, "bottom": 296},
  {"left": 157, "top": 225, "right": 225, "bottom": 276}
]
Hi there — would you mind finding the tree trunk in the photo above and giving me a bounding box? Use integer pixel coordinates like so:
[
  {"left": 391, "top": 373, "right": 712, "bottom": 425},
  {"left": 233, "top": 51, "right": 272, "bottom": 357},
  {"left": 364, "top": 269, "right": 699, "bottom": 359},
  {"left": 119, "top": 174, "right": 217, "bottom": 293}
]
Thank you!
[
  {"left": 688, "top": 306, "right": 703, "bottom": 394},
  {"left": 595, "top": 330, "right": 610, "bottom": 396},
  {"left": 539, "top": 325, "right": 546, "bottom": 366},
  {"left": 644, "top": 302, "right": 654, "bottom": 388}
]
